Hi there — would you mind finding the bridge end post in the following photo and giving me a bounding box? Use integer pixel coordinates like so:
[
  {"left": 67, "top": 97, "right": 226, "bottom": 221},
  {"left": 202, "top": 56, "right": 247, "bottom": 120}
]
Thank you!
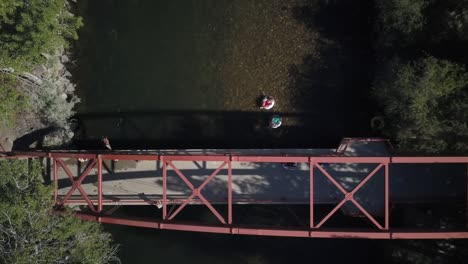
[
  {"left": 385, "top": 162, "right": 389, "bottom": 230},
  {"left": 97, "top": 156, "right": 103, "bottom": 213},
  {"left": 309, "top": 158, "right": 314, "bottom": 229},
  {"left": 162, "top": 156, "right": 167, "bottom": 220},
  {"left": 53, "top": 156, "right": 58, "bottom": 203},
  {"left": 228, "top": 157, "right": 232, "bottom": 225}
]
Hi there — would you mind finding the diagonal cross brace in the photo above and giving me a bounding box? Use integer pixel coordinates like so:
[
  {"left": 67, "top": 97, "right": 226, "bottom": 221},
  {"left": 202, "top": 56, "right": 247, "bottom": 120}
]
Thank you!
[
  {"left": 56, "top": 158, "right": 98, "bottom": 212},
  {"left": 166, "top": 161, "right": 228, "bottom": 224},
  {"left": 314, "top": 163, "right": 385, "bottom": 229}
]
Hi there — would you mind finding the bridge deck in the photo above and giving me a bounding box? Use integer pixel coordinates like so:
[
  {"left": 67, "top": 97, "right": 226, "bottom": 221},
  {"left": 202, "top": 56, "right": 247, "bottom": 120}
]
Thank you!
[
  {"left": 56, "top": 153, "right": 466, "bottom": 218},
  {"left": 10, "top": 139, "right": 467, "bottom": 239}
]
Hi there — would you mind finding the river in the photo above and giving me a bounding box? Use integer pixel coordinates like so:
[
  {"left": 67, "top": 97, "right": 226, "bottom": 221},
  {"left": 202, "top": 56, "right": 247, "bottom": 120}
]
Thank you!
[
  {"left": 72, "top": 0, "right": 376, "bottom": 150},
  {"left": 71, "top": 0, "right": 464, "bottom": 263}
]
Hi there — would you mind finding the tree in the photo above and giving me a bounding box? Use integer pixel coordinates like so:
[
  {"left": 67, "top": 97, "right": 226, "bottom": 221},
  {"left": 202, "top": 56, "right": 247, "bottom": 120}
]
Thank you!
[
  {"left": 0, "top": 73, "right": 28, "bottom": 125},
  {"left": 0, "top": 159, "right": 119, "bottom": 263},
  {"left": 376, "top": 0, "right": 468, "bottom": 46},
  {"left": 375, "top": 0, "right": 430, "bottom": 46},
  {"left": 0, "top": 0, "right": 83, "bottom": 71},
  {"left": 445, "top": 0, "right": 468, "bottom": 41},
  {"left": 373, "top": 57, "right": 468, "bottom": 153},
  {"left": 390, "top": 240, "right": 468, "bottom": 264}
]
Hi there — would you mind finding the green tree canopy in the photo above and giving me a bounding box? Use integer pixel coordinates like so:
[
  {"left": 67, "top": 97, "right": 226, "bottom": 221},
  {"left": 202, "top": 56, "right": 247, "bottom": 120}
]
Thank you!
[
  {"left": 376, "top": 0, "right": 429, "bottom": 34},
  {"left": 373, "top": 57, "right": 468, "bottom": 153},
  {"left": 0, "top": 159, "right": 119, "bottom": 264},
  {"left": 445, "top": 0, "right": 468, "bottom": 41},
  {"left": 0, "top": 0, "right": 83, "bottom": 71},
  {"left": 0, "top": 73, "right": 28, "bottom": 125},
  {"left": 375, "top": 0, "right": 429, "bottom": 46},
  {"left": 376, "top": 0, "right": 468, "bottom": 47}
]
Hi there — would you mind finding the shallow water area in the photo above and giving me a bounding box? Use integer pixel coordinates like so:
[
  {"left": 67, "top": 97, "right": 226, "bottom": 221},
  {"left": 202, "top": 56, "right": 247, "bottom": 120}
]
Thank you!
[{"left": 73, "top": 0, "right": 375, "bottom": 149}]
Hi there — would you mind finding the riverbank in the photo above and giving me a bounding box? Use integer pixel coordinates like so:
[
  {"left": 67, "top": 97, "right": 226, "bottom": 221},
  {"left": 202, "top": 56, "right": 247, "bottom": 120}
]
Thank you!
[{"left": 0, "top": 1, "right": 83, "bottom": 151}]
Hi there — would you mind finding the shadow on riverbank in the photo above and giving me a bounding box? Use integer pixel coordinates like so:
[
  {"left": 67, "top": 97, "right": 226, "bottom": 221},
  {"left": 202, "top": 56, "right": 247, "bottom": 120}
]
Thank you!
[{"left": 12, "top": 127, "right": 58, "bottom": 150}]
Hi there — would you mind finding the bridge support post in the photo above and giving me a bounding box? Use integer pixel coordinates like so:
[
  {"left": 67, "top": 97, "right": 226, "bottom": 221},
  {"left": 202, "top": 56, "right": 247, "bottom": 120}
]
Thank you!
[
  {"left": 53, "top": 157, "right": 58, "bottom": 203},
  {"left": 228, "top": 159, "right": 232, "bottom": 225},
  {"left": 97, "top": 156, "right": 103, "bottom": 213},
  {"left": 162, "top": 157, "right": 167, "bottom": 220},
  {"left": 385, "top": 162, "right": 389, "bottom": 230},
  {"left": 309, "top": 158, "right": 314, "bottom": 229}
]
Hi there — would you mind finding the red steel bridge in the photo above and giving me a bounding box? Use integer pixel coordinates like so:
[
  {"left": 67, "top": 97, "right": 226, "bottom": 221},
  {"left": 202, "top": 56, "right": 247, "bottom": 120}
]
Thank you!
[{"left": 3, "top": 138, "right": 468, "bottom": 239}]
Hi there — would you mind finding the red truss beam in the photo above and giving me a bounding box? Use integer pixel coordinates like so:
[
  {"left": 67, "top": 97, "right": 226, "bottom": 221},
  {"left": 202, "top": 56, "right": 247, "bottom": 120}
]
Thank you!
[
  {"left": 3, "top": 151, "right": 468, "bottom": 239},
  {"left": 312, "top": 162, "right": 387, "bottom": 229},
  {"left": 164, "top": 160, "right": 228, "bottom": 223},
  {"left": 55, "top": 158, "right": 98, "bottom": 212},
  {"left": 76, "top": 213, "right": 468, "bottom": 240}
]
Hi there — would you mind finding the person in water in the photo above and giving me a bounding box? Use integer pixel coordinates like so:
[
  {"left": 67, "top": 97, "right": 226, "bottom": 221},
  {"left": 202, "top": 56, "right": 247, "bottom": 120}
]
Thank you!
[
  {"left": 270, "top": 115, "right": 282, "bottom": 129},
  {"left": 260, "top": 96, "right": 275, "bottom": 110}
]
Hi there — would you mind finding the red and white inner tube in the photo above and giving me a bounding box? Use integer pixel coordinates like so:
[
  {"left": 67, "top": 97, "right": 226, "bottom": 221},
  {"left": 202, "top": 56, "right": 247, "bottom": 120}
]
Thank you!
[{"left": 260, "top": 96, "right": 275, "bottom": 110}]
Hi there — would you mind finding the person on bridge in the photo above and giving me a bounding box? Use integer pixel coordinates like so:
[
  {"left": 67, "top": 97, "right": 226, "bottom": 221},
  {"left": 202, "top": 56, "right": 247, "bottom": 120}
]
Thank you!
[
  {"left": 102, "top": 137, "right": 112, "bottom": 150},
  {"left": 282, "top": 162, "right": 298, "bottom": 170},
  {"left": 260, "top": 96, "right": 275, "bottom": 110}
]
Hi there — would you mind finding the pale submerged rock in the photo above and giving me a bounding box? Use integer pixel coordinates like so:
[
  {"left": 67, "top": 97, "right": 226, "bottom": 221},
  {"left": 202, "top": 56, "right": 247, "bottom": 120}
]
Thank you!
[{"left": 61, "top": 55, "right": 70, "bottom": 64}]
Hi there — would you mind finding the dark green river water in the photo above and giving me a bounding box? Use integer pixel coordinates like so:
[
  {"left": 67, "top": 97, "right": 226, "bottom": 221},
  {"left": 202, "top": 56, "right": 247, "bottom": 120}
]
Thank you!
[
  {"left": 72, "top": 0, "right": 376, "bottom": 150},
  {"left": 71, "top": 0, "right": 466, "bottom": 263}
]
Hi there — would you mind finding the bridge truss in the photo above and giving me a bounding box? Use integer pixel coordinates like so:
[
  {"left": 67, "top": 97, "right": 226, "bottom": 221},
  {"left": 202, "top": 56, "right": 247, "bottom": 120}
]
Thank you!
[{"left": 5, "top": 149, "right": 468, "bottom": 240}]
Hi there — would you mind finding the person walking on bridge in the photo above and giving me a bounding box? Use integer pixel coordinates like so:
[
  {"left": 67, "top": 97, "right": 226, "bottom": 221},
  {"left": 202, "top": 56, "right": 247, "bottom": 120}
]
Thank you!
[{"left": 102, "top": 136, "right": 112, "bottom": 150}]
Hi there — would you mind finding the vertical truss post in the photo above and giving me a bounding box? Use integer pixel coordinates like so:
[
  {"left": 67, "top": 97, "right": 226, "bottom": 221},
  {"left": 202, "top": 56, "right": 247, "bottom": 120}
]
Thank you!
[
  {"left": 310, "top": 159, "right": 314, "bottom": 228},
  {"left": 228, "top": 158, "right": 233, "bottom": 225},
  {"left": 97, "top": 156, "right": 103, "bottom": 213},
  {"left": 53, "top": 158, "right": 58, "bottom": 203},
  {"left": 385, "top": 162, "right": 389, "bottom": 230},
  {"left": 162, "top": 157, "right": 167, "bottom": 220}
]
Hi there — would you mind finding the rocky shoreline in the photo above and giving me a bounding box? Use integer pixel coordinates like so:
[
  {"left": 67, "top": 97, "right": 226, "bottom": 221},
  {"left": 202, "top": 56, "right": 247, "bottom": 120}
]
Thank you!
[{"left": 0, "top": 48, "right": 79, "bottom": 151}]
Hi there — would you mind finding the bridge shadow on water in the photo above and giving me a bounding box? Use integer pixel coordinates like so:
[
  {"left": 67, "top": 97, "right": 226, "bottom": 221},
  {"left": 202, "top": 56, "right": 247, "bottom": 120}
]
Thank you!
[{"left": 72, "top": 109, "right": 358, "bottom": 149}]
